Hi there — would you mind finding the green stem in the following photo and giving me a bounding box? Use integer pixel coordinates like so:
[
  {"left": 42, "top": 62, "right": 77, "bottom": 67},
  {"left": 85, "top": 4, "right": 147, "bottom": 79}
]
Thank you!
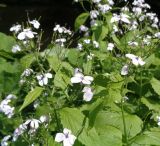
[{"left": 121, "top": 100, "right": 128, "bottom": 145}]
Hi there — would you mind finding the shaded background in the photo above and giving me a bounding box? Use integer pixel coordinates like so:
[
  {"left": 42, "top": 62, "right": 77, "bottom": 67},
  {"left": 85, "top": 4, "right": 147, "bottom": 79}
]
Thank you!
[{"left": 0, "top": 0, "right": 159, "bottom": 41}]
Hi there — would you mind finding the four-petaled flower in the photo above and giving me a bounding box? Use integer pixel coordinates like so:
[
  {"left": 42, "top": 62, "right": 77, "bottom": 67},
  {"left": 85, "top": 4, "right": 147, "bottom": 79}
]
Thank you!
[
  {"left": 125, "top": 54, "right": 145, "bottom": 66},
  {"left": 36, "top": 73, "right": 52, "bottom": 86},
  {"left": 29, "top": 20, "right": 40, "bottom": 29},
  {"left": 55, "top": 128, "right": 76, "bottom": 146},
  {"left": 71, "top": 72, "right": 93, "bottom": 85},
  {"left": 17, "top": 28, "right": 37, "bottom": 40}
]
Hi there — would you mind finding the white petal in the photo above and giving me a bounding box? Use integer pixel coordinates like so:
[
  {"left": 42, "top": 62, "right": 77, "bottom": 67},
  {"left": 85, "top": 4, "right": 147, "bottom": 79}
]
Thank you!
[
  {"left": 82, "top": 76, "right": 94, "bottom": 85},
  {"left": 84, "top": 76, "right": 94, "bottom": 81},
  {"left": 26, "top": 31, "right": 34, "bottom": 39},
  {"left": 45, "top": 73, "right": 52, "bottom": 78},
  {"left": 121, "top": 17, "right": 130, "bottom": 24},
  {"left": 55, "top": 133, "right": 65, "bottom": 142},
  {"left": 38, "top": 80, "right": 44, "bottom": 86},
  {"left": 83, "top": 92, "right": 93, "bottom": 101},
  {"left": 71, "top": 77, "right": 82, "bottom": 83},
  {"left": 132, "top": 58, "right": 139, "bottom": 66},
  {"left": 63, "top": 128, "right": 71, "bottom": 135},
  {"left": 121, "top": 65, "right": 129, "bottom": 75},
  {"left": 138, "top": 58, "right": 145, "bottom": 66},
  {"left": 17, "top": 32, "right": 26, "bottom": 40},
  {"left": 63, "top": 139, "right": 72, "bottom": 146},
  {"left": 82, "top": 87, "right": 91, "bottom": 93},
  {"left": 43, "top": 77, "right": 48, "bottom": 85},
  {"left": 68, "top": 134, "right": 77, "bottom": 145}
]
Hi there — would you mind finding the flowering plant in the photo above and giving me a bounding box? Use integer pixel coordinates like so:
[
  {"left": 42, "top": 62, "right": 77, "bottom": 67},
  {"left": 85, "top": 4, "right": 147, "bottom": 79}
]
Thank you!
[{"left": 0, "top": 0, "right": 160, "bottom": 145}]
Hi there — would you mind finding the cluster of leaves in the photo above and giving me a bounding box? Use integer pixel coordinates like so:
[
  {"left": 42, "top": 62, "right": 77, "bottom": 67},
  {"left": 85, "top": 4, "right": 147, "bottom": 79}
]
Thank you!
[{"left": 0, "top": 0, "right": 160, "bottom": 146}]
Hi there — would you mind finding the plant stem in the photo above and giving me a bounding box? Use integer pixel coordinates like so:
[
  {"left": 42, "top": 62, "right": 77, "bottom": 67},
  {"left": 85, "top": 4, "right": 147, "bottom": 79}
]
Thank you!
[{"left": 121, "top": 101, "right": 128, "bottom": 145}]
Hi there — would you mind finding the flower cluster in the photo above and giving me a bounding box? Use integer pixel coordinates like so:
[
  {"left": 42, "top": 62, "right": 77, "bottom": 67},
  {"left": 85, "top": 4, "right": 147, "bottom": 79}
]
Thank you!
[{"left": 0, "top": 94, "right": 16, "bottom": 118}]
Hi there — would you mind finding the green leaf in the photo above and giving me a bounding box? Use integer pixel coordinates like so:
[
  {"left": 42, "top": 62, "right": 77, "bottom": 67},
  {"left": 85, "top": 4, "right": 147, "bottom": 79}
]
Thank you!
[
  {"left": 130, "top": 128, "right": 160, "bottom": 146},
  {"left": 97, "top": 125, "right": 122, "bottom": 146},
  {"left": 150, "top": 77, "right": 160, "bottom": 95},
  {"left": 74, "top": 12, "right": 89, "bottom": 31},
  {"left": 67, "top": 49, "right": 80, "bottom": 66},
  {"left": 92, "top": 24, "right": 108, "bottom": 41},
  {"left": 60, "top": 107, "right": 85, "bottom": 134},
  {"left": 94, "top": 111, "right": 143, "bottom": 138},
  {"left": 0, "top": 32, "right": 16, "bottom": 52},
  {"left": 54, "top": 71, "right": 70, "bottom": 89},
  {"left": 83, "top": 60, "right": 92, "bottom": 75},
  {"left": 60, "top": 108, "right": 102, "bottom": 146},
  {"left": 20, "top": 54, "right": 36, "bottom": 69},
  {"left": 141, "top": 97, "right": 160, "bottom": 112},
  {"left": 47, "top": 55, "right": 61, "bottom": 72},
  {"left": 19, "top": 87, "right": 43, "bottom": 111},
  {"left": 88, "top": 99, "right": 103, "bottom": 128}
]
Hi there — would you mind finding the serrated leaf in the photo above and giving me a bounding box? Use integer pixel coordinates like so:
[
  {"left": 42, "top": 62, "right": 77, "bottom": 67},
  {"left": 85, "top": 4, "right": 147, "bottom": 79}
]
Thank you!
[
  {"left": 150, "top": 77, "right": 160, "bottom": 95},
  {"left": 59, "top": 107, "right": 102, "bottom": 146},
  {"left": 92, "top": 24, "right": 108, "bottom": 41},
  {"left": 54, "top": 71, "right": 70, "bottom": 89},
  {"left": 94, "top": 111, "right": 143, "bottom": 138},
  {"left": 74, "top": 12, "right": 89, "bottom": 31},
  {"left": 83, "top": 60, "right": 92, "bottom": 75},
  {"left": 19, "top": 87, "right": 43, "bottom": 111},
  {"left": 47, "top": 55, "right": 61, "bottom": 72}
]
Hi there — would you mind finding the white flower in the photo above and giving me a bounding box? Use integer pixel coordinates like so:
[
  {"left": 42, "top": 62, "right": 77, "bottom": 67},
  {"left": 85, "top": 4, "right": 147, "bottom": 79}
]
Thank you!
[
  {"left": 10, "top": 24, "right": 21, "bottom": 33},
  {"left": 125, "top": 54, "right": 145, "bottom": 66},
  {"left": 121, "top": 64, "right": 129, "bottom": 75},
  {"left": 1, "top": 135, "right": 11, "bottom": 146},
  {"left": 40, "top": 115, "right": 48, "bottom": 123},
  {"left": 21, "top": 68, "right": 33, "bottom": 77},
  {"left": 6, "top": 94, "right": 16, "bottom": 100},
  {"left": 36, "top": 73, "right": 52, "bottom": 86},
  {"left": 82, "top": 87, "right": 93, "bottom": 101},
  {"left": 155, "top": 32, "right": 160, "bottom": 38},
  {"left": 90, "top": 10, "right": 99, "bottom": 19},
  {"left": 55, "top": 38, "right": 66, "bottom": 47},
  {"left": 11, "top": 45, "right": 21, "bottom": 53},
  {"left": 113, "top": 24, "right": 118, "bottom": 33},
  {"left": 83, "top": 39, "right": 91, "bottom": 44},
  {"left": 157, "top": 116, "right": 160, "bottom": 126},
  {"left": 87, "top": 53, "right": 94, "bottom": 61},
  {"left": 108, "top": 0, "right": 114, "bottom": 6},
  {"left": 92, "top": 0, "right": 101, "bottom": 3},
  {"left": 0, "top": 99, "right": 15, "bottom": 118},
  {"left": 120, "top": 13, "right": 130, "bottom": 24},
  {"left": 111, "top": 13, "right": 130, "bottom": 24},
  {"left": 77, "top": 43, "right": 83, "bottom": 50},
  {"left": 98, "top": 4, "right": 111, "bottom": 14},
  {"left": 53, "top": 24, "right": 64, "bottom": 33},
  {"left": 132, "top": 7, "right": 142, "bottom": 15},
  {"left": 13, "top": 124, "right": 27, "bottom": 141},
  {"left": 17, "top": 28, "right": 37, "bottom": 40},
  {"left": 29, "top": 20, "right": 40, "bottom": 29},
  {"left": 93, "top": 41, "right": 99, "bottom": 48},
  {"left": 107, "top": 43, "right": 114, "bottom": 51},
  {"left": 71, "top": 70, "right": 93, "bottom": 85},
  {"left": 25, "top": 119, "right": 41, "bottom": 130},
  {"left": 128, "top": 41, "right": 138, "bottom": 47},
  {"left": 55, "top": 128, "right": 76, "bottom": 146},
  {"left": 33, "top": 100, "right": 40, "bottom": 109},
  {"left": 79, "top": 25, "right": 88, "bottom": 32}
]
